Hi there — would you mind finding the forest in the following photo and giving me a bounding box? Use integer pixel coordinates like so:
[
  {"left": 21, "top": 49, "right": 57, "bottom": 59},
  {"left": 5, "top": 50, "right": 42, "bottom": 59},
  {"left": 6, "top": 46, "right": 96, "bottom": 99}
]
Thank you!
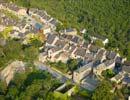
[{"left": 13, "top": 0, "right": 130, "bottom": 60}]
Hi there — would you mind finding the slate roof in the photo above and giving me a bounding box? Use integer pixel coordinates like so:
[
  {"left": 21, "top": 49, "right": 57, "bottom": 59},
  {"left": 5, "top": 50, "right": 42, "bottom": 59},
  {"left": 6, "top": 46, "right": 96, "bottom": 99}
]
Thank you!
[
  {"left": 124, "top": 61, "right": 130, "bottom": 66},
  {"left": 35, "top": 10, "right": 46, "bottom": 17},
  {"left": 71, "top": 36, "right": 79, "bottom": 43},
  {"left": 0, "top": 0, "right": 6, "bottom": 3},
  {"left": 67, "top": 35, "right": 73, "bottom": 40},
  {"left": 46, "top": 34, "right": 56, "bottom": 44},
  {"left": 51, "top": 47, "right": 61, "bottom": 52},
  {"left": 1, "top": 16, "right": 17, "bottom": 26},
  {"left": 115, "top": 56, "right": 122, "bottom": 64},
  {"left": 85, "top": 53, "right": 94, "bottom": 60},
  {"left": 7, "top": 3, "right": 20, "bottom": 11},
  {"left": 106, "top": 51, "right": 116, "bottom": 60},
  {"left": 42, "top": 15, "right": 51, "bottom": 21},
  {"left": 69, "top": 44, "right": 76, "bottom": 53},
  {"left": 89, "top": 45, "right": 99, "bottom": 53},
  {"left": 66, "top": 28, "right": 75, "bottom": 33},
  {"left": 64, "top": 45, "right": 70, "bottom": 51},
  {"left": 83, "top": 41, "right": 89, "bottom": 48},
  {"left": 123, "top": 76, "right": 130, "bottom": 84},
  {"left": 104, "top": 60, "right": 114, "bottom": 66},
  {"left": 93, "top": 60, "right": 101, "bottom": 67},
  {"left": 75, "top": 62, "right": 93, "bottom": 73},
  {"left": 54, "top": 40, "right": 66, "bottom": 49},
  {"left": 95, "top": 49, "right": 105, "bottom": 60},
  {"left": 114, "top": 73, "right": 123, "bottom": 81},
  {"left": 49, "top": 19, "right": 58, "bottom": 26},
  {"left": 122, "top": 65, "right": 130, "bottom": 73},
  {"left": 61, "top": 34, "right": 67, "bottom": 38},
  {"left": 74, "top": 48, "right": 86, "bottom": 58}
]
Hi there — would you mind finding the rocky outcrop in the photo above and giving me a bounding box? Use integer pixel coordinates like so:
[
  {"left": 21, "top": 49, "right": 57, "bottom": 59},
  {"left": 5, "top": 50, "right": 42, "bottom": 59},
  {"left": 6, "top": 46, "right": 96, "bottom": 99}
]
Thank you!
[{"left": 0, "top": 61, "right": 25, "bottom": 85}]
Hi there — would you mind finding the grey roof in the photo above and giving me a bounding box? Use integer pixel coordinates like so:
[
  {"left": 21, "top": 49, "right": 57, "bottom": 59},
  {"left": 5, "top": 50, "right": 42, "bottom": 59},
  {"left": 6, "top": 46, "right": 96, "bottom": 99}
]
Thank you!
[
  {"left": 106, "top": 51, "right": 116, "bottom": 60},
  {"left": 51, "top": 47, "right": 61, "bottom": 52},
  {"left": 124, "top": 61, "right": 130, "bottom": 66},
  {"left": 0, "top": 0, "right": 6, "bottom": 3},
  {"left": 66, "top": 35, "right": 73, "bottom": 40},
  {"left": 69, "top": 44, "right": 76, "bottom": 53},
  {"left": 95, "top": 49, "right": 105, "bottom": 60},
  {"left": 75, "top": 62, "right": 93, "bottom": 73},
  {"left": 83, "top": 58, "right": 93, "bottom": 65},
  {"left": 61, "top": 34, "right": 67, "bottom": 38},
  {"left": 46, "top": 34, "right": 56, "bottom": 44},
  {"left": 71, "top": 36, "right": 79, "bottom": 43},
  {"left": 74, "top": 48, "right": 86, "bottom": 57},
  {"left": 122, "top": 65, "right": 130, "bottom": 73},
  {"left": 18, "top": 33, "right": 25, "bottom": 37},
  {"left": 114, "top": 73, "right": 123, "bottom": 80},
  {"left": 64, "top": 45, "right": 70, "bottom": 51},
  {"left": 49, "top": 19, "right": 58, "bottom": 26},
  {"left": 93, "top": 60, "right": 101, "bottom": 67},
  {"left": 16, "top": 21, "right": 26, "bottom": 29},
  {"left": 83, "top": 74, "right": 99, "bottom": 87},
  {"left": 104, "top": 60, "right": 115, "bottom": 66},
  {"left": 1, "top": 16, "right": 17, "bottom": 26},
  {"left": 115, "top": 56, "right": 122, "bottom": 64},
  {"left": 85, "top": 53, "right": 94, "bottom": 60},
  {"left": 42, "top": 15, "right": 51, "bottom": 21},
  {"left": 30, "top": 8, "right": 38, "bottom": 13},
  {"left": 54, "top": 40, "right": 66, "bottom": 49},
  {"left": 83, "top": 41, "right": 89, "bottom": 48},
  {"left": 66, "top": 28, "right": 75, "bottom": 33},
  {"left": 89, "top": 45, "right": 99, "bottom": 53},
  {"left": 35, "top": 10, "right": 46, "bottom": 17},
  {"left": 123, "top": 76, "right": 130, "bottom": 84},
  {"left": 7, "top": 3, "right": 20, "bottom": 11}
]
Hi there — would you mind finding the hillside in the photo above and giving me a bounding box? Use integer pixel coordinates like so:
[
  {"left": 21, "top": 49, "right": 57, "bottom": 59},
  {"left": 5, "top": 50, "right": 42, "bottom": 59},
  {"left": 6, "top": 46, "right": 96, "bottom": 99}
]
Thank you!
[{"left": 13, "top": 0, "right": 130, "bottom": 59}]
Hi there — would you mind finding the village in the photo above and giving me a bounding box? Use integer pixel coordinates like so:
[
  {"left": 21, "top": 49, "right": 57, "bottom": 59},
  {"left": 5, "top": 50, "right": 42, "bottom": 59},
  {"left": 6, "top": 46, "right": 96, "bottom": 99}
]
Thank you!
[{"left": 0, "top": 1, "right": 130, "bottom": 97}]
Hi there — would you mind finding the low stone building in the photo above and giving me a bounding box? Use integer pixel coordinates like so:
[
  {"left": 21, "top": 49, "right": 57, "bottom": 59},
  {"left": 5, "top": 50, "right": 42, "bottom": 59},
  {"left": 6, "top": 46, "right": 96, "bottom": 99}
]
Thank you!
[
  {"left": 110, "top": 72, "right": 124, "bottom": 84},
  {"left": 73, "top": 62, "right": 93, "bottom": 83}
]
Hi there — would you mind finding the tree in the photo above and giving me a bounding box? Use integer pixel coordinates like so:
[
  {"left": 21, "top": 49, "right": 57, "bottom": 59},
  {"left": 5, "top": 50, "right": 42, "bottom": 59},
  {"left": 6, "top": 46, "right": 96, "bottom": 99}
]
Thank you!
[
  {"left": 23, "top": 46, "right": 39, "bottom": 63},
  {"left": 0, "top": 80, "right": 7, "bottom": 95},
  {"left": 56, "top": 23, "right": 64, "bottom": 32},
  {"left": 94, "top": 39, "right": 104, "bottom": 47},
  {"left": 102, "top": 69, "right": 115, "bottom": 79},
  {"left": 67, "top": 59, "right": 78, "bottom": 79},
  {"left": 6, "top": 87, "right": 19, "bottom": 99},
  {"left": 126, "top": 42, "right": 130, "bottom": 60},
  {"left": 92, "top": 80, "right": 114, "bottom": 100},
  {"left": 83, "top": 32, "right": 90, "bottom": 42}
]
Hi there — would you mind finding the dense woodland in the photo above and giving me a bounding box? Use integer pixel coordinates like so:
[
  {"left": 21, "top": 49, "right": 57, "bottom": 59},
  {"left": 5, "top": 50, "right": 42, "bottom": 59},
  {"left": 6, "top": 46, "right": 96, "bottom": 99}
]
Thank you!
[
  {"left": 0, "top": 70, "right": 65, "bottom": 100},
  {"left": 12, "top": 0, "right": 130, "bottom": 60}
]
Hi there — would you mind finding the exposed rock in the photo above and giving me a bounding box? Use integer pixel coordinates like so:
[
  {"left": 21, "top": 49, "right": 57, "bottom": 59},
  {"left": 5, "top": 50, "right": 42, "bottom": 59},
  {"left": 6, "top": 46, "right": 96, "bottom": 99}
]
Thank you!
[{"left": 0, "top": 61, "right": 25, "bottom": 85}]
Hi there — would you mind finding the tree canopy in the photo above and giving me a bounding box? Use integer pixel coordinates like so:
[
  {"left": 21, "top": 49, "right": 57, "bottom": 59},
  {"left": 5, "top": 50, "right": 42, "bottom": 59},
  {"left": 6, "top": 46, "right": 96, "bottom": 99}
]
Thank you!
[{"left": 92, "top": 80, "right": 114, "bottom": 100}]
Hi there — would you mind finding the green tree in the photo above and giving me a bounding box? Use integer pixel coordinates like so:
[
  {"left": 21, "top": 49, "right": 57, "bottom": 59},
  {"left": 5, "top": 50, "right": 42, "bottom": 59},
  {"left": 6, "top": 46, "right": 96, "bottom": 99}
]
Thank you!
[
  {"left": 126, "top": 42, "right": 130, "bottom": 60},
  {"left": 83, "top": 32, "right": 90, "bottom": 42},
  {"left": 102, "top": 69, "right": 115, "bottom": 79},
  {"left": 67, "top": 59, "right": 78, "bottom": 79},
  {"left": 0, "top": 81, "right": 7, "bottom": 95},
  {"left": 92, "top": 80, "right": 114, "bottom": 100},
  {"left": 94, "top": 39, "right": 104, "bottom": 47}
]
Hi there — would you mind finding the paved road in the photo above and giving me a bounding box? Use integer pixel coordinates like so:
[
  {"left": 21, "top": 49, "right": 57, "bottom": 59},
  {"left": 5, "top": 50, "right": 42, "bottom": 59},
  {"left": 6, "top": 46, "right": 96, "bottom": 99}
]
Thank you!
[{"left": 34, "top": 61, "right": 70, "bottom": 83}]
